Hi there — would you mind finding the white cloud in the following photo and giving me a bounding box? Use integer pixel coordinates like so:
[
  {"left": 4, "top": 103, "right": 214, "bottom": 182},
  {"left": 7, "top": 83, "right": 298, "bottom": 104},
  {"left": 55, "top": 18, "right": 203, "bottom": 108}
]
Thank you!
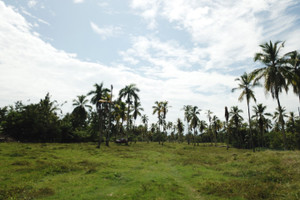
[
  {"left": 73, "top": 0, "right": 84, "bottom": 4},
  {"left": 130, "top": 0, "right": 299, "bottom": 70},
  {"left": 0, "top": 1, "right": 299, "bottom": 126},
  {"left": 28, "top": 0, "right": 37, "bottom": 8},
  {"left": 90, "top": 22, "right": 122, "bottom": 39}
]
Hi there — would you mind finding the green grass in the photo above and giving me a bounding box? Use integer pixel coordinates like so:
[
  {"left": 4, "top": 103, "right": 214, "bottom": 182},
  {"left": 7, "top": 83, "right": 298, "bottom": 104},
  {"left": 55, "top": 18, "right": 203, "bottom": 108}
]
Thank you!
[{"left": 0, "top": 142, "right": 300, "bottom": 200}]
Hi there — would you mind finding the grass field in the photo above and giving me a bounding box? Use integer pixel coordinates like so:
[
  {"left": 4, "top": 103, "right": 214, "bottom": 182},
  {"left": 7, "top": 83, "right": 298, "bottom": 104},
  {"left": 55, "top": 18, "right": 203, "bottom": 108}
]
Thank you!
[{"left": 0, "top": 142, "right": 300, "bottom": 200}]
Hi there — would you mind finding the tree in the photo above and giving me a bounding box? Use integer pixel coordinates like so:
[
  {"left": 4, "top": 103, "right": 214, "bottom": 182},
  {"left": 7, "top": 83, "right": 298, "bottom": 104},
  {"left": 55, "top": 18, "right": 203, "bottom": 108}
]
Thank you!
[
  {"left": 232, "top": 72, "right": 259, "bottom": 152},
  {"left": 133, "top": 101, "right": 144, "bottom": 127},
  {"left": 225, "top": 106, "right": 229, "bottom": 149},
  {"left": 284, "top": 50, "right": 300, "bottom": 103},
  {"left": 273, "top": 107, "right": 288, "bottom": 129},
  {"left": 253, "top": 40, "right": 292, "bottom": 149},
  {"left": 252, "top": 103, "right": 271, "bottom": 147},
  {"left": 88, "top": 83, "right": 110, "bottom": 148},
  {"left": 212, "top": 115, "right": 222, "bottom": 146},
  {"left": 176, "top": 118, "right": 184, "bottom": 143},
  {"left": 119, "top": 84, "right": 140, "bottom": 144},
  {"left": 229, "top": 106, "right": 244, "bottom": 148},
  {"left": 153, "top": 101, "right": 163, "bottom": 144},
  {"left": 183, "top": 105, "right": 192, "bottom": 141},
  {"left": 161, "top": 101, "right": 170, "bottom": 145},
  {"left": 72, "top": 95, "right": 92, "bottom": 129},
  {"left": 141, "top": 114, "right": 149, "bottom": 142},
  {"left": 189, "top": 106, "right": 201, "bottom": 146},
  {"left": 206, "top": 110, "right": 213, "bottom": 145}
]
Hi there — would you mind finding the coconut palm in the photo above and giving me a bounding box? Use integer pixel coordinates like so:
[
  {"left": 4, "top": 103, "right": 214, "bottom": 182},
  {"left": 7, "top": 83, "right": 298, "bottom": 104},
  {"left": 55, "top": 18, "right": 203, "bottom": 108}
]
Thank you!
[
  {"left": 153, "top": 101, "right": 163, "bottom": 144},
  {"left": 253, "top": 40, "right": 292, "bottom": 149},
  {"left": 273, "top": 107, "right": 288, "bottom": 132},
  {"left": 189, "top": 106, "right": 201, "bottom": 146},
  {"left": 229, "top": 106, "right": 244, "bottom": 147},
  {"left": 88, "top": 83, "right": 110, "bottom": 148},
  {"left": 206, "top": 110, "right": 213, "bottom": 145},
  {"left": 232, "top": 72, "right": 259, "bottom": 152},
  {"left": 225, "top": 106, "right": 230, "bottom": 149},
  {"left": 212, "top": 115, "right": 222, "bottom": 146},
  {"left": 153, "top": 101, "right": 162, "bottom": 130},
  {"left": 176, "top": 118, "right": 184, "bottom": 143},
  {"left": 72, "top": 95, "right": 92, "bottom": 128},
  {"left": 161, "top": 101, "right": 170, "bottom": 130},
  {"left": 284, "top": 50, "right": 300, "bottom": 102},
  {"left": 133, "top": 101, "right": 144, "bottom": 127},
  {"left": 119, "top": 84, "right": 140, "bottom": 144},
  {"left": 252, "top": 104, "right": 271, "bottom": 147},
  {"left": 141, "top": 114, "right": 149, "bottom": 142}
]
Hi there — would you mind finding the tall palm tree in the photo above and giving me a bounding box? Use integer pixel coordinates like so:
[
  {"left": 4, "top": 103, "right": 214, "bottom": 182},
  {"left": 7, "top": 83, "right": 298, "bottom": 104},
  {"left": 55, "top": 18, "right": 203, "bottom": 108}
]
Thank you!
[
  {"left": 161, "top": 101, "right": 170, "bottom": 140},
  {"left": 189, "top": 106, "right": 201, "bottom": 146},
  {"left": 229, "top": 106, "right": 244, "bottom": 148},
  {"left": 252, "top": 104, "right": 271, "bottom": 148},
  {"left": 206, "top": 110, "right": 213, "bottom": 145},
  {"left": 133, "top": 101, "right": 144, "bottom": 127},
  {"left": 183, "top": 105, "right": 192, "bottom": 135},
  {"left": 176, "top": 118, "right": 184, "bottom": 143},
  {"left": 153, "top": 101, "right": 163, "bottom": 144},
  {"left": 284, "top": 50, "right": 300, "bottom": 103},
  {"left": 225, "top": 106, "right": 229, "bottom": 149},
  {"left": 273, "top": 107, "right": 288, "bottom": 132},
  {"left": 212, "top": 115, "right": 221, "bottom": 146},
  {"left": 253, "top": 40, "right": 291, "bottom": 149},
  {"left": 232, "top": 72, "right": 259, "bottom": 152},
  {"left": 88, "top": 83, "right": 110, "bottom": 148},
  {"left": 141, "top": 114, "right": 148, "bottom": 142},
  {"left": 72, "top": 95, "right": 92, "bottom": 128},
  {"left": 119, "top": 84, "right": 140, "bottom": 144}
]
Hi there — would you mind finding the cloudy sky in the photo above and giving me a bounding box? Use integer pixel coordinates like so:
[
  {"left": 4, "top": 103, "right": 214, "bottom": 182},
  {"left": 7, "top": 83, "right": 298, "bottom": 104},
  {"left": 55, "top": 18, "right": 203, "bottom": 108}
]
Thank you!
[{"left": 0, "top": 0, "right": 299, "bottom": 124}]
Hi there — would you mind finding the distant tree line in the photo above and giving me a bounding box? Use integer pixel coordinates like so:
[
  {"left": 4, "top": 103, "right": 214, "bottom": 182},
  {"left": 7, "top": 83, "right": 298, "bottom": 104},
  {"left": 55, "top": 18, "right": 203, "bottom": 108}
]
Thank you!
[{"left": 0, "top": 41, "right": 299, "bottom": 150}]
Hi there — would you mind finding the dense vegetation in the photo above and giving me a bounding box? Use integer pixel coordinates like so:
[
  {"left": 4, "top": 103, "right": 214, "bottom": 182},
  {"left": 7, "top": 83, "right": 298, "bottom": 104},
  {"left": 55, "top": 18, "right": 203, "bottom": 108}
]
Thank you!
[
  {"left": 1, "top": 142, "right": 300, "bottom": 200},
  {"left": 1, "top": 41, "right": 300, "bottom": 150}
]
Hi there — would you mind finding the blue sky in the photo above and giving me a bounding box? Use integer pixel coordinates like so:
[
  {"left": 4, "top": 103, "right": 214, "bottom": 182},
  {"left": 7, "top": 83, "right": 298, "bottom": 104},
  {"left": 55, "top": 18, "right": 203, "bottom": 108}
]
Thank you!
[{"left": 0, "top": 0, "right": 300, "bottom": 124}]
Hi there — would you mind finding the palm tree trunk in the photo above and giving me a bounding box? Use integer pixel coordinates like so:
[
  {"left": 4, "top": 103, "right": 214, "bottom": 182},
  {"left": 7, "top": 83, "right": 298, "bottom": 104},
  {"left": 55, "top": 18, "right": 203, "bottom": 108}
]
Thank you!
[
  {"left": 247, "top": 100, "right": 255, "bottom": 152},
  {"left": 97, "top": 109, "right": 102, "bottom": 148},
  {"left": 194, "top": 128, "right": 196, "bottom": 146},
  {"left": 276, "top": 95, "right": 287, "bottom": 150},
  {"left": 126, "top": 102, "right": 130, "bottom": 145},
  {"left": 226, "top": 120, "right": 229, "bottom": 150}
]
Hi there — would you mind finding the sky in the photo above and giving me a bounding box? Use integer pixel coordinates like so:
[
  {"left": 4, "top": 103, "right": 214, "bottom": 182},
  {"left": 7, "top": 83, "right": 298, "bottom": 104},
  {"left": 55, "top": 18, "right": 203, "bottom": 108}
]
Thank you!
[{"left": 0, "top": 0, "right": 300, "bottom": 125}]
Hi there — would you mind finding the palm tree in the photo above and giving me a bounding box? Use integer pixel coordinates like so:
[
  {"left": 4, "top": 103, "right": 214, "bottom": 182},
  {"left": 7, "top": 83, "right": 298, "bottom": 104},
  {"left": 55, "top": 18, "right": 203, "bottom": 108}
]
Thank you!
[
  {"left": 273, "top": 107, "right": 288, "bottom": 132},
  {"left": 284, "top": 50, "right": 300, "bottom": 103},
  {"left": 133, "top": 101, "right": 144, "bottom": 127},
  {"left": 252, "top": 104, "right": 271, "bottom": 148},
  {"left": 206, "top": 110, "right": 213, "bottom": 145},
  {"left": 183, "top": 105, "right": 192, "bottom": 134},
  {"left": 88, "top": 83, "right": 110, "bottom": 148},
  {"left": 176, "top": 118, "right": 184, "bottom": 143},
  {"left": 225, "top": 106, "right": 229, "bottom": 149},
  {"left": 161, "top": 101, "right": 170, "bottom": 144},
  {"left": 72, "top": 95, "right": 92, "bottom": 128},
  {"left": 232, "top": 72, "right": 259, "bottom": 152},
  {"left": 189, "top": 106, "right": 201, "bottom": 146},
  {"left": 253, "top": 40, "right": 292, "bottom": 149},
  {"left": 119, "top": 84, "right": 140, "bottom": 144},
  {"left": 152, "top": 101, "right": 163, "bottom": 144},
  {"left": 141, "top": 114, "right": 149, "bottom": 142},
  {"left": 212, "top": 115, "right": 222, "bottom": 146},
  {"left": 229, "top": 106, "right": 244, "bottom": 148}
]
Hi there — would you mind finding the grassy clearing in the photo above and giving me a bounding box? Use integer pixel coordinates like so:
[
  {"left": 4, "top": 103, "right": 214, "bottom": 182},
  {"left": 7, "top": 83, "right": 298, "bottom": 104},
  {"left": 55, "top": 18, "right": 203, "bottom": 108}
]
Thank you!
[{"left": 0, "top": 142, "right": 300, "bottom": 200}]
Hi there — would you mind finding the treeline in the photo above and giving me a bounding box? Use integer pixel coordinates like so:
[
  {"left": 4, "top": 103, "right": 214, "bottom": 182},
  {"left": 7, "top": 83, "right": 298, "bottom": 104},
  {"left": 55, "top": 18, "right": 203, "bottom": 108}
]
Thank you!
[{"left": 0, "top": 40, "right": 299, "bottom": 150}]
